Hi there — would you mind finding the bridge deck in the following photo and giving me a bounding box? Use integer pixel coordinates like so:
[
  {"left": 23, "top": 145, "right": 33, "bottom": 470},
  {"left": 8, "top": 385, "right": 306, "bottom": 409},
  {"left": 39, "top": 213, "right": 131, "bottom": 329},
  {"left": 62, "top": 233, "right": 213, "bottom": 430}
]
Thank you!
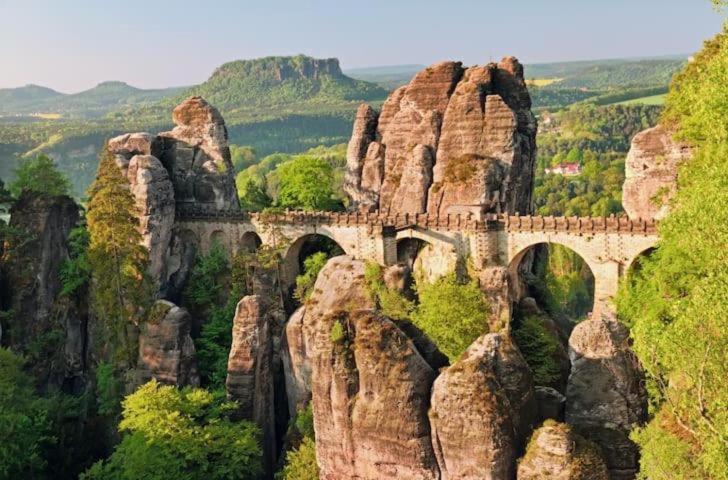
[{"left": 175, "top": 206, "right": 658, "bottom": 236}]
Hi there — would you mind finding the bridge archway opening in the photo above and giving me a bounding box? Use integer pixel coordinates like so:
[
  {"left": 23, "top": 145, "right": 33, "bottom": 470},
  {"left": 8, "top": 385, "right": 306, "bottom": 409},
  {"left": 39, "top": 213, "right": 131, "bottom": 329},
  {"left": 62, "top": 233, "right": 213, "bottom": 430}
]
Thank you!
[
  {"left": 625, "top": 246, "right": 657, "bottom": 279},
  {"left": 282, "top": 233, "right": 345, "bottom": 311},
  {"left": 396, "top": 234, "right": 459, "bottom": 284},
  {"left": 508, "top": 242, "right": 595, "bottom": 325},
  {"left": 239, "top": 231, "right": 262, "bottom": 254}
]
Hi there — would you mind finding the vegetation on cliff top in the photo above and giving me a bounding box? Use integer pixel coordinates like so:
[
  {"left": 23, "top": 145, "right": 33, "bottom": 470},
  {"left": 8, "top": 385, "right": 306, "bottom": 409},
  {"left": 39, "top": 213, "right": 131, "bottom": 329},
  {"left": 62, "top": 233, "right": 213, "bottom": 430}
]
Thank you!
[{"left": 617, "top": 26, "right": 728, "bottom": 480}]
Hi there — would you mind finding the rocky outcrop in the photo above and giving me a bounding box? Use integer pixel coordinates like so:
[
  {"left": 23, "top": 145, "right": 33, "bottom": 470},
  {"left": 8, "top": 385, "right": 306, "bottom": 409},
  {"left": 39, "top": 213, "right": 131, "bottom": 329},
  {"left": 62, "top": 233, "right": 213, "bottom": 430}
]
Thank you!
[
  {"left": 2, "top": 192, "right": 82, "bottom": 387},
  {"left": 226, "top": 295, "right": 276, "bottom": 473},
  {"left": 517, "top": 420, "right": 609, "bottom": 480},
  {"left": 429, "top": 332, "right": 536, "bottom": 479},
  {"left": 622, "top": 124, "right": 691, "bottom": 220},
  {"left": 136, "top": 300, "right": 200, "bottom": 387},
  {"left": 281, "top": 306, "right": 313, "bottom": 417},
  {"left": 158, "top": 96, "right": 239, "bottom": 211},
  {"left": 306, "top": 256, "right": 440, "bottom": 479},
  {"left": 565, "top": 313, "right": 647, "bottom": 480},
  {"left": 345, "top": 58, "right": 537, "bottom": 216},
  {"left": 126, "top": 155, "right": 175, "bottom": 290}
]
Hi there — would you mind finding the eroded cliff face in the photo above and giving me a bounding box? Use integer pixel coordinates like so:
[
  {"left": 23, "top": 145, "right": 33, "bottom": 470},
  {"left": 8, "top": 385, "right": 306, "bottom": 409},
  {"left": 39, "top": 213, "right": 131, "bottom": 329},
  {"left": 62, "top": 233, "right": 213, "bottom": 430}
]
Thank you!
[
  {"left": 135, "top": 300, "right": 200, "bottom": 388},
  {"left": 1, "top": 192, "right": 84, "bottom": 389},
  {"left": 622, "top": 124, "right": 691, "bottom": 220},
  {"left": 565, "top": 313, "right": 647, "bottom": 480},
  {"left": 429, "top": 332, "right": 536, "bottom": 480},
  {"left": 108, "top": 96, "right": 239, "bottom": 297},
  {"left": 344, "top": 58, "right": 537, "bottom": 216}
]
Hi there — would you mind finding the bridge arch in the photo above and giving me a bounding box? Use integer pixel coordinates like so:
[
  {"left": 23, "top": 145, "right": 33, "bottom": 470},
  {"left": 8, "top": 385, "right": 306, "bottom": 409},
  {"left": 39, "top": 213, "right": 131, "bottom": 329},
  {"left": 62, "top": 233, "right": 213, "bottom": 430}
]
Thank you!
[
  {"left": 507, "top": 241, "right": 596, "bottom": 320},
  {"left": 238, "top": 230, "right": 262, "bottom": 254},
  {"left": 395, "top": 227, "right": 460, "bottom": 282},
  {"left": 280, "top": 232, "right": 346, "bottom": 308}
]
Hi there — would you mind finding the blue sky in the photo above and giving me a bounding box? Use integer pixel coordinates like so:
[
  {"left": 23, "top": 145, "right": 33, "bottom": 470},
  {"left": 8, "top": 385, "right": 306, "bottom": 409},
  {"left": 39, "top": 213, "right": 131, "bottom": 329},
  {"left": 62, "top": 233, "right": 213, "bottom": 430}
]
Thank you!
[{"left": 0, "top": 0, "right": 723, "bottom": 92}]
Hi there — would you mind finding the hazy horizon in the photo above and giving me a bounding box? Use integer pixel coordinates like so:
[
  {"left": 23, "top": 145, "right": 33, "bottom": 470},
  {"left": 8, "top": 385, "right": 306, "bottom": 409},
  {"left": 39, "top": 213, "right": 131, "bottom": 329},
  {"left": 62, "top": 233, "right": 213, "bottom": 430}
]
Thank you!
[{"left": 1, "top": 0, "right": 722, "bottom": 92}]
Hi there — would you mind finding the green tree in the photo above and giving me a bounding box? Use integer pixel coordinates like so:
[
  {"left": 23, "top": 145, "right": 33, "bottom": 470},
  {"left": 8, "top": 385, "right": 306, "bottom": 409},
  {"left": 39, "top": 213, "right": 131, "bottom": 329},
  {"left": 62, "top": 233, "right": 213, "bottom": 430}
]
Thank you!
[
  {"left": 237, "top": 176, "right": 272, "bottom": 211},
  {"left": 294, "top": 252, "right": 328, "bottom": 301},
  {"left": 412, "top": 273, "right": 489, "bottom": 362},
  {"left": 230, "top": 145, "right": 257, "bottom": 172},
  {"left": 0, "top": 348, "right": 53, "bottom": 479},
  {"left": 10, "top": 154, "right": 71, "bottom": 197},
  {"left": 275, "top": 156, "right": 338, "bottom": 211},
  {"left": 81, "top": 380, "right": 262, "bottom": 480},
  {"left": 86, "top": 146, "right": 150, "bottom": 365},
  {"left": 617, "top": 26, "right": 728, "bottom": 480}
]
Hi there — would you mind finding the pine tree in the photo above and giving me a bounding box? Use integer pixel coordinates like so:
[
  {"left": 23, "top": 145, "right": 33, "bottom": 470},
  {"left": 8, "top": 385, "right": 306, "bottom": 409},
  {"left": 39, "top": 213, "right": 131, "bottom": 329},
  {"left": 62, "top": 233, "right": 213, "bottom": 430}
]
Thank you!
[{"left": 86, "top": 145, "right": 150, "bottom": 365}]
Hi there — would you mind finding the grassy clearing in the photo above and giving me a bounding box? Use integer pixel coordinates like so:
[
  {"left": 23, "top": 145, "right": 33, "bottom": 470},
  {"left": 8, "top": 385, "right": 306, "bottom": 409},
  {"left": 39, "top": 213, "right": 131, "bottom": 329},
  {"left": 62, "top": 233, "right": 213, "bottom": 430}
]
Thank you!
[
  {"left": 614, "top": 93, "right": 666, "bottom": 106},
  {"left": 526, "top": 78, "right": 563, "bottom": 87}
]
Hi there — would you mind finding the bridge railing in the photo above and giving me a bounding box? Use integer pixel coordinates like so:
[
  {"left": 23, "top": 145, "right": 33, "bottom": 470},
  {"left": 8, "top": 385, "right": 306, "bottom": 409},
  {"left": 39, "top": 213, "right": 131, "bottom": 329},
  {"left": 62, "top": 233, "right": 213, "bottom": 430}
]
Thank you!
[{"left": 175, "top": 205, "right": 657, "bottom": 235}]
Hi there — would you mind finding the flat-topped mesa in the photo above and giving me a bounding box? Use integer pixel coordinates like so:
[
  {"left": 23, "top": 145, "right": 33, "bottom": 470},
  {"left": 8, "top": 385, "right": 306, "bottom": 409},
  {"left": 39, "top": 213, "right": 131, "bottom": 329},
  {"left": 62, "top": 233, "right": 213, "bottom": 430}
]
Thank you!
[{"left": 344, "top": 57, "right": 537, "bottom": 216}]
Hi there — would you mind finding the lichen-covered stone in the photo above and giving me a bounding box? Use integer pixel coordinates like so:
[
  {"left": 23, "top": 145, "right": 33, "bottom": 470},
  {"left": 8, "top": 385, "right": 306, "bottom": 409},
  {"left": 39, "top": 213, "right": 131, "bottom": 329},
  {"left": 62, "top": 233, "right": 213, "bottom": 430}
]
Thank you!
[
  {"left": 158, "top": 96, "right": 239, "bottom": 210},
  {"left": 565, "top": 313, "right": 647, "bottom": 479},
  {"left": 517, "top": 420, "right": 609, "bottom": 480},
  {"left": 226, "top": 295, "right": 276, "bottom": 473},
  {"left": 345, "top": 58, "right": 537, "bottom": 216},
  {"left": 429, "top": 332, "right": 536, "bottom": 479},
  {"left": 622, "top": 124, "right": 691, "bottom": 220},
  {"left": 126, "top": 154, "right": 175, "bottom": 291},
  {"left": 136, "top": 300, "right": 199, "bottom": 387},
  {"left": 306, "top": 256, "right": 439, "bottom": 479}
]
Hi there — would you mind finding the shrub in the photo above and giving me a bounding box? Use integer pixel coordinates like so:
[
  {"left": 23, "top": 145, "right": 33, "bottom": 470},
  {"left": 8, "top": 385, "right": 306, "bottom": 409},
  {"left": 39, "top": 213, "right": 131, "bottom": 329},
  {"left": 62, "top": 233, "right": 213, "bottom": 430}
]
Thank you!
[
  {"left": 277, "top": 437, "right": 318, "bottom": 480},
  {"left": 412, "top": 273, "right": 489, "bottom": 362},
  {"left": 294, "top": 252, "right": 328, "bottom": 302},
  {"left": 81, "top": 381, "right": 262, "bottom": 480}
]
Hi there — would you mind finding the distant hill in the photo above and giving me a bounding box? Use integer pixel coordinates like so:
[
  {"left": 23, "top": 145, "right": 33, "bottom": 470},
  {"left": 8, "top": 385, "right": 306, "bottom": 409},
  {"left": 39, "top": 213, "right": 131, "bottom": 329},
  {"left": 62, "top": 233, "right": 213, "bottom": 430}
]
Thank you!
[
  {"left": 345, "top": 64, "right": 425, "bottom": 90},
  {"left": 525, "top": 57, "right": 686, "bottom": 89},
  {"left": 0, "top": 55, "right": 390, "bottom": 194},
  {"left": 0, "top": 81, "right": 185, "bottom": 118}
]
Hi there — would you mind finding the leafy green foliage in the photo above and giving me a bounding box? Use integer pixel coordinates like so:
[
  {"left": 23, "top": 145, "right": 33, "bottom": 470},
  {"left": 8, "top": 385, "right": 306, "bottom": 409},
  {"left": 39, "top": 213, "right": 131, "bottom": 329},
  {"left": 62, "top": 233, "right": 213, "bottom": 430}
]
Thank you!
[
  {"left": 278, "top": 404, "right": 318, "bottom": 480},
  {"left": 59, "top": 225, "right": 91, "bottom": 297},
  {"left": 86, "top": 146, "right": 151, "bottom": 364},
  {"left": 81, "top": 380, "right": 262, "bottom": 480},
  {"left": 184, "top": 242, "right": 241, "bottom": 389},
  {"left": 275, "top": 156, "right": 340, "bottom": 211},
  {"left": 230, "top": 145, "right": 257, "bottom": 172},
  {"left": 0, "top": 348, "right": 53, "bottom": 479},
  {"left": 277, "top": 438, "right": 319, "bottom": 480},
  {"left": 363, "top": 262, "right": 415, "bottom": 321},
  {"left": 530, "top": 244, "right": 594, "bottom": 320},
  {"left": 10, "top": 154, "right": 71, "bottom": 197},
  {"left": 512, "top": 315, "right": 563, "bottom": 386},
  {"left": 329, "top": 320, "right": 345, "bottom": 344},
  {"left": 294, "top": 252, "right": 328, "bottom": 301},
  {"left": 411, "top": 273, "right": 489, "bottom": 362},
  {"left": 617, "top": 27, "right": 728, "bottom": 480},
  {"left": 95, "top": 361, "right": 122, "bottom": 417}
]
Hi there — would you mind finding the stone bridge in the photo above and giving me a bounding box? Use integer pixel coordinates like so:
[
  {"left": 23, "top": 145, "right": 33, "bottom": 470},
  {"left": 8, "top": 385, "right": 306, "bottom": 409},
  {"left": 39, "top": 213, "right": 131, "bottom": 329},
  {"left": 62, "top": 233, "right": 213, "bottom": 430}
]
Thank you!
[{"left": 174, "top": 206, "right": 659, "bottom": 318}]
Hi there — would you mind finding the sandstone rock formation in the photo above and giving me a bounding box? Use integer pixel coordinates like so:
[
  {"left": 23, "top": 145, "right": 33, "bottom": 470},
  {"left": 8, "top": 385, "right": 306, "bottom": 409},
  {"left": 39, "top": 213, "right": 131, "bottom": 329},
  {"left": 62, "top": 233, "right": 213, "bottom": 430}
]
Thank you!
[
  {"left": 2, "top": 192, "right": 83, "bottom": 387},
  {"left": 535, "top": 386, "right": 566, "bottom": 423},
  {"left": 126, "top": 155, "right": 175, "bottom": 290},
  {"left": 565, "top": 313, "right": 647, "bottom": 480},
  {"left": 226, "top": 295, "right": 276, "bottom": 472},
  {"left": 306, "top": 256, "right": 440, "bottom": 479},
  {"left": 107, "top": 96, "right": 239, "bottom": 295},
  {"left": 158, "top": 96, "right": 239, "bottom": 211},
  {"left": 281, "top": 306, "right": 313, "bottom": 417},
  {"left": 345, "top": 58, "right": 537, "bottom": 216},
  {"left": 622, "top": 124, "right": 691, "bottom": 220},
  {"left": 136, "top": 300, "right": 200, "bottom": 387},
  {"left": 429, "top": 332, "right": 536, "bottom": 480},
  {"left": 517, "top": 420, "right": 609, "bottom": 480}
]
